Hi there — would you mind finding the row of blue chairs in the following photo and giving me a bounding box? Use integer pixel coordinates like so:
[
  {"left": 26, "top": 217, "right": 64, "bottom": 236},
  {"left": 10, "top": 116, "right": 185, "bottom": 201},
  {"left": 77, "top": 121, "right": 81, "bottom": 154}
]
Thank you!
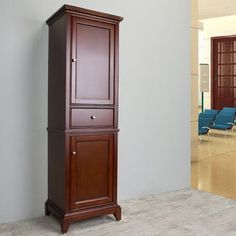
[{"left": 198, "top": 107, "right": 236, "bottom": 137}]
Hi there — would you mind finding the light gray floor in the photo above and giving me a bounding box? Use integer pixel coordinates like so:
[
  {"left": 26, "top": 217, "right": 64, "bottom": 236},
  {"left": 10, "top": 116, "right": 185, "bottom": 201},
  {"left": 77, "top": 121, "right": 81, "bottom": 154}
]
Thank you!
[{"left": 1, "top": 189, "right": 236, "bottom": 236}]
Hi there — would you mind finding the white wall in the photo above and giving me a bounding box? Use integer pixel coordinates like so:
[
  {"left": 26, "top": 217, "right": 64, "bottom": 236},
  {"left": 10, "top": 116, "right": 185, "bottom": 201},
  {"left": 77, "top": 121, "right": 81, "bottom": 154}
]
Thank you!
[
  {"left": 0, "top": 0, "right": 190, "bottom": 223},
  {"left": 199, "top": 15, "right": 236, "bottom": 109}
]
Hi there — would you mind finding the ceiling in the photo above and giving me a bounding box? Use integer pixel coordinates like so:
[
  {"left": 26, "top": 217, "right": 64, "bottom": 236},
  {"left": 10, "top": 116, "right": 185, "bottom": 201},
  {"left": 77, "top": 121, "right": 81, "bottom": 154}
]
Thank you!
[{"left": 199, "top": 0, "right": 236, "bottom": 19}]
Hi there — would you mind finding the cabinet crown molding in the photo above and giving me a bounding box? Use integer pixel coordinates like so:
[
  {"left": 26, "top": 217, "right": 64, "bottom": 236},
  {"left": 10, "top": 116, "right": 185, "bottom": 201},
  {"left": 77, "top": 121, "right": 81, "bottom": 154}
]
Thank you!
[{"left": 46, "top": 4, "right": 124, "bottom": 25}]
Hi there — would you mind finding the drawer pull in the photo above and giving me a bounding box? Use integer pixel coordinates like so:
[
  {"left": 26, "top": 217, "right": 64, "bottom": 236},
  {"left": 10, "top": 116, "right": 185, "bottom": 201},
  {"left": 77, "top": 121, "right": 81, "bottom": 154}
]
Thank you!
[
  {"left": 72, "top": 151, "right": 77, "bottom": 156},
  {"left": 90, "top": 115, "right": 96, "bottom": 120},
  {"left": 72, "top": 58, "right": 77, "bottom": 62}
]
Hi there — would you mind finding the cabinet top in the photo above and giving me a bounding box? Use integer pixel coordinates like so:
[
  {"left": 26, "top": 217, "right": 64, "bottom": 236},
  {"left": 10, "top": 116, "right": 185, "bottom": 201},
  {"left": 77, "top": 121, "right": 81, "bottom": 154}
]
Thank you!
[{"left": 46, "top": 4, "right": 123, "bottom": 25}]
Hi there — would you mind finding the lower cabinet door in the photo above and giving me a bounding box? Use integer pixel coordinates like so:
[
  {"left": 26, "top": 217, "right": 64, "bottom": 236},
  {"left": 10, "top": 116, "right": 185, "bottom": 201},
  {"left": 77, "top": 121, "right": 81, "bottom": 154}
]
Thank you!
[{"left": 70, "top": 134, "right": 114, "bottom": 209}]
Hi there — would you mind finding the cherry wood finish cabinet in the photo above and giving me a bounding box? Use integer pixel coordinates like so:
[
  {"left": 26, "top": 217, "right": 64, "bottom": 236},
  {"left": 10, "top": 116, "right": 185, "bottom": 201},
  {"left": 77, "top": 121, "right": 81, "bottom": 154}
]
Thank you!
[{"left": 45, "top": 5, "right": 123, "bottom": 233}]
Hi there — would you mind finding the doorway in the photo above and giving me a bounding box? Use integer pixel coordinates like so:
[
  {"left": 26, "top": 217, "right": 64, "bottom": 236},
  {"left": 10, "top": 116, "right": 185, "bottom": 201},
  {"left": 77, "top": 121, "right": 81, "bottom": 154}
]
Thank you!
[{"left": 192, "top": 16, "right": 236, "bottom": 199}]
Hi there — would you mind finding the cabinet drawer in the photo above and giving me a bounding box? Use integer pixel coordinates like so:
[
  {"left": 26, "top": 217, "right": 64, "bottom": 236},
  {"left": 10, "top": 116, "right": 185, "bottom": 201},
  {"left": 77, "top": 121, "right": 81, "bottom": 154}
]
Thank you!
[{"left": 71, "top": 108, "right": 114, "bottom": 127}]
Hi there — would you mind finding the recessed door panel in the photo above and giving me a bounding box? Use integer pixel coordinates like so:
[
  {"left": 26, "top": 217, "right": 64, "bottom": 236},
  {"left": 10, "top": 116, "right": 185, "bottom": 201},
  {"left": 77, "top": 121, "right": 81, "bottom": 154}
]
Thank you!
[
  {"left": 70, "top": 134, "right": 114, "bottom": 209},
  {"left": 71, "top": 17, "right": 115, "bottom": 105}
]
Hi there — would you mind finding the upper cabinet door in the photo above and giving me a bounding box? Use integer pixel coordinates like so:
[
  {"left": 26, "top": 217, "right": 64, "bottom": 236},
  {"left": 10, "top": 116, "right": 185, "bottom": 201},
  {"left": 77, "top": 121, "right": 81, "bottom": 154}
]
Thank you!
[{"left": 71, "top": 17, "right": 115, "bottom": 105}]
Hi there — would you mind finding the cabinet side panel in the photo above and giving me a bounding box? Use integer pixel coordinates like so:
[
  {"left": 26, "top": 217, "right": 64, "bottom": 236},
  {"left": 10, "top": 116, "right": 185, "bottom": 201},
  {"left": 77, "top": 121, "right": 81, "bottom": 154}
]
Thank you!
[
  {"left": 48, "top": 15, "right": 67, "bottom": 130},
  {"left": 48, "top": 132, "right": 65, "bottom": 210},
  {"left": 47, "top": 14, "right": 67, "bottom": 211}
]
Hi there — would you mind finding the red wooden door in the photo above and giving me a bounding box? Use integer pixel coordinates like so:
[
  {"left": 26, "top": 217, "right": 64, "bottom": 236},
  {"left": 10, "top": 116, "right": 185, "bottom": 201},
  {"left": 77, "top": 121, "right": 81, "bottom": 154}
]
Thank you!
[
  {"left": 71, "top": 17, "right": 115, "bottom": 105},
  {"left": 212, "top": 36, "right": 236, "bottom": 109},
  {"left": 70, "top": 134, "right": 114, "bottom": 210}
]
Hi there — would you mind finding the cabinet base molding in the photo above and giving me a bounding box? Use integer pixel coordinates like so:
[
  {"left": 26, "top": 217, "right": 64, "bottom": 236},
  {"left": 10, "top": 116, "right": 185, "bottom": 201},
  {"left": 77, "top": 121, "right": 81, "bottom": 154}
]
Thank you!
[{"left": 45, "top": 200, "right": 121, "bottom": 233}]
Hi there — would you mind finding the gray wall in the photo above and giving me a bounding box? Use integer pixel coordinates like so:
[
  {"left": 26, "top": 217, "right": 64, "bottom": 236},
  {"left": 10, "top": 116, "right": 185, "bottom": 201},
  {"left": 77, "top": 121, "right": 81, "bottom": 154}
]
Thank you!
[{"left": 0, "top": 0, "right": 190, "bottom": 223}]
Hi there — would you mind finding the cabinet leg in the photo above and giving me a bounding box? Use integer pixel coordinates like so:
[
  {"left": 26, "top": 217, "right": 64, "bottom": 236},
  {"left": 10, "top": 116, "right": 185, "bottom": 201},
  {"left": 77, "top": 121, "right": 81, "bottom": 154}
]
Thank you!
[
  {"left": 114, "top": 206, "right": 121, "bottom": 221},
  {"left": 45, "top": 202, "right": 51, "bottom": 216},
  {"left": 61, "top": 220, "right": 70, "bottom": 234}
]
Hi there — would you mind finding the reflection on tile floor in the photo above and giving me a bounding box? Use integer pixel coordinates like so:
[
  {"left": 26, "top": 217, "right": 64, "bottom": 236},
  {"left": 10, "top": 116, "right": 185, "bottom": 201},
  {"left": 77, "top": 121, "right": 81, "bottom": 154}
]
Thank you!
[{"left": 192, "top": 128, "right": 236, "bottom": 199}]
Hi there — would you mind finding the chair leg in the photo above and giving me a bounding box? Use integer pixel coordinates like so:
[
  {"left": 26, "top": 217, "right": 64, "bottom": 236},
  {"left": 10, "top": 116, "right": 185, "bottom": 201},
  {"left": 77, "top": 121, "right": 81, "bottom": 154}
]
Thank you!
[{"left": 199, "top": 135, "right": 202, "bottom": 143}]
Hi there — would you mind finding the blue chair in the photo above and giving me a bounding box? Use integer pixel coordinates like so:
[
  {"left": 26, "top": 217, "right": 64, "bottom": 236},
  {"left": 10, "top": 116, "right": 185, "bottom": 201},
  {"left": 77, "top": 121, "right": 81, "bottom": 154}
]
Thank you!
[
  {"left": 222, "top": 107, "right": 236, "bottom": 125},
  {"left": 218, "top": 110, "right": 235, "bottom": 119},
  {"left": 199, "top": 113, "right": 215, "bottom": 122},
  {"left": 222, "top": 107, "right": 236, "bottom": 114},
  {"left": 199, "top": 113, "right": 215, "bottom": 128},
  {"left": 204, "top": 109, "right": 219, "bottom": 116},
  {"left": 198, "top": 114, "right": 212, "bottom": 140},
  {"left": 211, "top": 114, "right": 235, "bottom": 136}
]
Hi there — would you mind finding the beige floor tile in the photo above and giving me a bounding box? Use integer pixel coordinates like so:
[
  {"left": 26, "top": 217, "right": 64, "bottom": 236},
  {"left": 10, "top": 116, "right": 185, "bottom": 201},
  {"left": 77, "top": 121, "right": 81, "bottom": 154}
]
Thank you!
[{"left": 192, "top": 128, "right": 236, "bottom": 199}]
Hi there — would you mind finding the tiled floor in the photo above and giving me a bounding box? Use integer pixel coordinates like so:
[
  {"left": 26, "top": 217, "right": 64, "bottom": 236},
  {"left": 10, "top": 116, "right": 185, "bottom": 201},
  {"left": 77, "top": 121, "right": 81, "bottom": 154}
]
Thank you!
[
  {"left": 2, "top": 190, "right": 236, "bottom": 236},
  {"left": 192, "top": 128, "right": 236, "bottom": 199}
]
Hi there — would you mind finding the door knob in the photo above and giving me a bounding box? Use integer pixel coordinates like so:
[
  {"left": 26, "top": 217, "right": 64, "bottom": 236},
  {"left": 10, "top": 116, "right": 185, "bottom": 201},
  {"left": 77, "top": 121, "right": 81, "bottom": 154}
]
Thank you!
[
  {"left": 90, "top": 115, "right": 96, "bottom": 119},
  {"left": 72, "top": 58, "right": 77, "bottom": 62},
  {"left": 72, "top": 151, "right": 77, "bottom": 156}
]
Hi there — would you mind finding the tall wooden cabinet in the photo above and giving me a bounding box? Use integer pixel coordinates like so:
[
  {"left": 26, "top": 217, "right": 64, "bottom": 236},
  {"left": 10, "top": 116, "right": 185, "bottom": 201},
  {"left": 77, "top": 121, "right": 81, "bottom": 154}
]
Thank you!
[{"left": 45, "top": 5, "right": 123, "bottom": 233}]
